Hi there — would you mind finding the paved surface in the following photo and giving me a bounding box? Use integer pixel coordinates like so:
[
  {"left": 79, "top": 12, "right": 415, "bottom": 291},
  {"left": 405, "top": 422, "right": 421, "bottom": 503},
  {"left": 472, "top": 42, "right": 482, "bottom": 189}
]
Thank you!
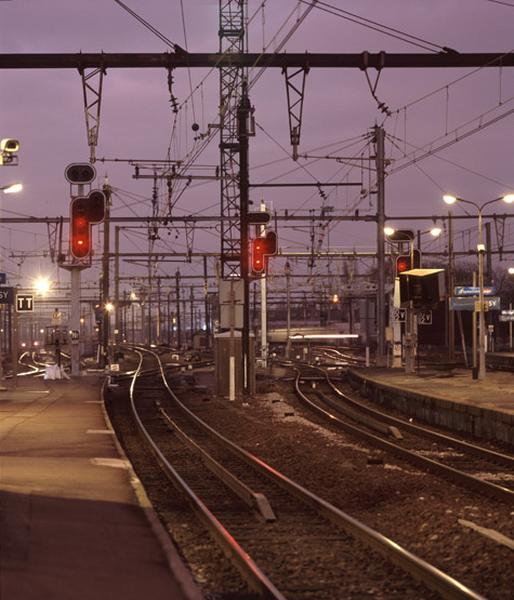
[
  {"left": 0, "top": 375, "right": 201, "bottom": 600},
  {"left": 357, "top": 367, "right": 514, "bottom": 416}
]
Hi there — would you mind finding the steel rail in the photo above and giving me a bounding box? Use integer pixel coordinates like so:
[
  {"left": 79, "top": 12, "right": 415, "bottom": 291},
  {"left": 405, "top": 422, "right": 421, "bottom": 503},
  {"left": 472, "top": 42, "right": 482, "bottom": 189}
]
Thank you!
[
  {"left": 324, "top": 369, "right": 514, "bottom": 470},
  {"left": 144, "top": 348, "right": 484, "bottom": 600},
  {"left": 295, "top": 367, "right": 514, "bottom": 505},
  {"left": 128, "top": 349, "right": 286, "bottom": 600},
  {"left": 157, "top": 406, "right": 276, "bottom": 522}
]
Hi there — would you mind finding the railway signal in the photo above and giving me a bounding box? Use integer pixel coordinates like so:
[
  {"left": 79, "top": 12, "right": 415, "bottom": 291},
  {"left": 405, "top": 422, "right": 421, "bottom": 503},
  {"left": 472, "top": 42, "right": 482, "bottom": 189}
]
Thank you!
[
  {"left": 395, "top": 249, "right": 421, "bottom": 276},
  {"left": 250, "top": 231, "right": 277, "bottom": 276},
  {"left": 70, "top": 190, "right": 106, "bottom": 260},
  {"left": 65, "top": 162, "right": 96, "bottom": 184}
]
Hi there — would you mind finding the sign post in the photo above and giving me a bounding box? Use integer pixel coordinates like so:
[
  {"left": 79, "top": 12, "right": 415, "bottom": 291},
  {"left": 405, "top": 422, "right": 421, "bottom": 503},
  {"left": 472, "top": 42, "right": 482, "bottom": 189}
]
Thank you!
[{"left": 0, "top": 286, "right": 13, "bottom": 391}]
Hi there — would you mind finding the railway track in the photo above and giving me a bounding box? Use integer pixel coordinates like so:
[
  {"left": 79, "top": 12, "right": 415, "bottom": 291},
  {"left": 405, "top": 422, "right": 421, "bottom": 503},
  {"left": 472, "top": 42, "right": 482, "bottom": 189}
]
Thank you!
[
  {"left": 125, "top": 346, "right": 484, "bottom": 600},
  {"left": 295, "top": 363, "right": 514, "bottom": 505}
]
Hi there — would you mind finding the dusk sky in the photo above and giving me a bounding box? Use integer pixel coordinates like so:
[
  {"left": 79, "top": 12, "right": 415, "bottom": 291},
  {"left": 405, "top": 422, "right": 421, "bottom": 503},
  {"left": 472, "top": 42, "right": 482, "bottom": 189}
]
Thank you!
[{"left": 1, "top": 0, "right": 514, "bottom": 295}]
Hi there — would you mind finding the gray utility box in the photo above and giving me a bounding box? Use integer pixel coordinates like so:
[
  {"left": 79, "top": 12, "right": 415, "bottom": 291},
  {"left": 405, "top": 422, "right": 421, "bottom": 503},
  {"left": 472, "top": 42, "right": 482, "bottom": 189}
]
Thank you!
[{"left": 214, "top": 331, "right": 255, "bottom": 397}]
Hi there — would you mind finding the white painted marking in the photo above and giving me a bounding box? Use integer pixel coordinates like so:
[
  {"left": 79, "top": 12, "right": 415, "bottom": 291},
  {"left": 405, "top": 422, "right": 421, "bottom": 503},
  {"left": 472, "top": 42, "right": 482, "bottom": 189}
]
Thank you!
[
  {"left": 91, "top": 458, "right": 130, "bottom": 469},
  {"left": 85, "top": 400, "right": 103, "bottom": 404},
  {"left": 86, "top": 429, "right": 114, "bottom": 434}
]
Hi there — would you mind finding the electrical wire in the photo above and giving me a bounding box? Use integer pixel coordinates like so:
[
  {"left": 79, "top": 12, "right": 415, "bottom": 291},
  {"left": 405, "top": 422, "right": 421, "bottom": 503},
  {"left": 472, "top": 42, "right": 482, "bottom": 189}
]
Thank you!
[
  {"left": 387, "top": 133, "right": 514, "bottom": 189},
  {"left": 392, "top": 50, "right": 514, "bottom": 114},
  {"left": 486, "top": 0, "right": 514, "bottom": 7},
  {"left": 179, "top": 0, "right": 196, "bottom": 124},
  {"left": 296, "top": 0, "right": 452, "bottom": 53}
]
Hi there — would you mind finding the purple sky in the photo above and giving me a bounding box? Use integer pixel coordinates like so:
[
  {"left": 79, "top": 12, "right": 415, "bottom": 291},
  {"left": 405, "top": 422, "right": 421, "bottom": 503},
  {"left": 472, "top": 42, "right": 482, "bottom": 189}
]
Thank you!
[{"left": 1, "top": 0, "right": 514, "bottom": 294}]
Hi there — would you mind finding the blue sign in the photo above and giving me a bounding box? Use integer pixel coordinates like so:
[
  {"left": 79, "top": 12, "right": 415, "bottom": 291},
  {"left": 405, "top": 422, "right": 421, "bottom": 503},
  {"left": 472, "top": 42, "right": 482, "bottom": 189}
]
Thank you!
[
  {"left": 450, "top": 296, "right": 500, "bottom": 311},
  {"left": 0, "top": 287, "right": 14, "bottom": 304},
  {"left": 454, "top": 286, "right": 496, "bottom": 297},
  {"left": 0, "top": 273, "right": 5, "bottom": 285}
]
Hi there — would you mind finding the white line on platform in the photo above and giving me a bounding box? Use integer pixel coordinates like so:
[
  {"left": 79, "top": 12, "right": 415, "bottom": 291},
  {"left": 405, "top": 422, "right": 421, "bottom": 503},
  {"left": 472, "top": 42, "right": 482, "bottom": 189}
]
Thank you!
[
  {"left": 91, "top": 458, "right": 130, "bottom": 469},
  {"left": 86, "top": 429, "right": 114, "bottom": 434}
]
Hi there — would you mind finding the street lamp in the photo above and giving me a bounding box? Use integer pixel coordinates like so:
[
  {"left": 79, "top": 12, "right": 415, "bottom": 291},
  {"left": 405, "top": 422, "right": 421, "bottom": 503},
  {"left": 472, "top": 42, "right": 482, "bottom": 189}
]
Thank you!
[
  {"left": 1, "top": 182, "right": 22, "bottom": 194},
  {"left": 443, "top": 193, "right": 514, "bottom": 380}
]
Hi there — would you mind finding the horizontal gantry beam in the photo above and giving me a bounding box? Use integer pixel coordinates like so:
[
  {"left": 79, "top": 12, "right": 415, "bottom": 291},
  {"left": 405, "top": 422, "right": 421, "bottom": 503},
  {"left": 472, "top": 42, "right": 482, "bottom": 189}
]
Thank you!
[{"left": 1, "top": 52, "right": 514, "bottom": 70}]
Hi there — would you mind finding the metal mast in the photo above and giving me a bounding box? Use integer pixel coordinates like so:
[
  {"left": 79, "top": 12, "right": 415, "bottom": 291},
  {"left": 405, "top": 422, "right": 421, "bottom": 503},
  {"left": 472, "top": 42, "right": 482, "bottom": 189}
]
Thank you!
[{"left": 219, "top": 0, "right": 247, "bottom": 278}]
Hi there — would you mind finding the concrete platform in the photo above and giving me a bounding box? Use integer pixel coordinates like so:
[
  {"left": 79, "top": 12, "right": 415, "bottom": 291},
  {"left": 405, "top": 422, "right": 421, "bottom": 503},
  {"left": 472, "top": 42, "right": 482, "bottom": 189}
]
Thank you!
[
  {"left": 0, "top": 375, "right": 202, "bottom": 600},
  {"left": 347, "top": 367, "right": 514, "bottom": 446}
]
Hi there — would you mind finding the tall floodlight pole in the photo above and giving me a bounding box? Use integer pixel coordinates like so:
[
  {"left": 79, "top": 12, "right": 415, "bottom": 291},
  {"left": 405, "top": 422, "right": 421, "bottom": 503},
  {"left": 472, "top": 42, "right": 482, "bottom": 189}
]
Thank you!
[
  {"left": 374, "top": 125, "right": 387, "bottom": 366},
  {"left": 443, "top": 193, "right": 514, "bottom": 380}
]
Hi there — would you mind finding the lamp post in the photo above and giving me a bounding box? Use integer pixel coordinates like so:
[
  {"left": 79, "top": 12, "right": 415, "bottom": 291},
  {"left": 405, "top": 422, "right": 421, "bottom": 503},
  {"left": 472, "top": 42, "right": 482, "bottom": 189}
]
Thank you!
[{"left": 443, "top": 193, "right": 514, "bottom": 380}]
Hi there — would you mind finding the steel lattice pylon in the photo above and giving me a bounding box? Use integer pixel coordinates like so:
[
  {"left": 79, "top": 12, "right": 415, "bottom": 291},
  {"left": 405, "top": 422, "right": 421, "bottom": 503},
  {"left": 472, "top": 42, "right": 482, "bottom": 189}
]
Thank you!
[{"left": 219, "top": 0, "right": 247, "bottom": 279}]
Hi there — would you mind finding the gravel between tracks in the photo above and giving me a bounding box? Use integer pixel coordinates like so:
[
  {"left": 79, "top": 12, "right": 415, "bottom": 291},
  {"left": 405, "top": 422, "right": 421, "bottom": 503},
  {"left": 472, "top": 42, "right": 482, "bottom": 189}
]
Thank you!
[{"left": 178, "top": 367, "right": 514, "bottom": 600}]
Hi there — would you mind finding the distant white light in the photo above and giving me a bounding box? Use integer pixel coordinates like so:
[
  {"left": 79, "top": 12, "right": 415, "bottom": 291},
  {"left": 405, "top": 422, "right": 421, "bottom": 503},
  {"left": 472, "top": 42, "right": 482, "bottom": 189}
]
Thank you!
[
  {"left": 2, "top": 182, "right": 23, "bottom": 194},
  {"left": 384, "top": 226, "right": 395, "bottom": 236},
  {"left": 289, "top": 333, "right": 359, "bottom": 340},
  {"left": 508, "top": 267, "right": 514, "bottom": 275},
  {"left": 34, "top": 276, "right": 50, "bottom": 296},
  {"left": 503, "top": 194, "right": 514, "bottom": 204},
  {"left": 443, "top": 194, "right": 457, "bottom": 205},
  {"left": 430, "top": 227, "right": 442, "bottom": 237}
]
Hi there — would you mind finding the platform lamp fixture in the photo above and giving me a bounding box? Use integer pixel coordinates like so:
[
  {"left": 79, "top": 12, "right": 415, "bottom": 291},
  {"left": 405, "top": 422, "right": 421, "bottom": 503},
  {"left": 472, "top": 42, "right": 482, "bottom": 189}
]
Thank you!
[{"left": 443, "top": 193, "right": 514, "bottom": 380}]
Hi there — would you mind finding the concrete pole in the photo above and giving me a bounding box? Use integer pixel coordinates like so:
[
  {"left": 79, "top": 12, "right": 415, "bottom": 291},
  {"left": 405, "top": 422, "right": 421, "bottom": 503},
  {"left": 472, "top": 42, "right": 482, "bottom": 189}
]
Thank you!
[
  {"left": 472, "top": 271, "right": 477, "bottom": 372},
  {"left": 260, "top": 200, "right": 267, "bottom": 367},
  {"left": 101, "top": 181, "right": 111, "bottom": 367},
  {"left": 70, "top": 267, "right": 81, "bottom": 376},
  {"left": 509, "top": 302, "right": 512, "bottom": 352},
  {"left": 238, "top": 83, "right": 251, "bottom": 393},
  {"left": 374, "top": 125, "right": 387, "bottom": 366},
  {"left": 478, "top": 210, "right": 486, "bottom": 380},
  {"left": 203, "top": 256, "right": 210, "bottom": 348},
  {"left": 175, "top": 271, "right": 182, "bottom": 349},
  {"left": 285, "top": 261, "right": 291, "bottom": 360},
  {"left": 10, "top": 307, "right": 18, "bottom": 388},
  {"left": 157, "top": 277, "right": 162, "bottom": 344},
  {"left": 448, "top": 212, "right": 455, "bottom": 361},
  {"left": 190, "top": 285, "right": 194, "bottom": 342},
  {"left": 229, "top": 280, "right": 235, "bottom": 401},
  {"left": 114, "top": 226, "right": 120, "bottom": 347}
]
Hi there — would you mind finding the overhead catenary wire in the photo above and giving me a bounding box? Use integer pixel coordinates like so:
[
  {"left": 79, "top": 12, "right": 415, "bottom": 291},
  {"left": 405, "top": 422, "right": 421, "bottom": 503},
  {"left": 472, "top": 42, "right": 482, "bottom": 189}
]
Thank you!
[
  {"left": 486, "top": 0, "right": 514, "bottom": 7},
  {"left": 296, "top": 0, "right": 453, "bottom": 53},
  {"left": 386, "top": 133, "right": 514, "bottom": 189}
]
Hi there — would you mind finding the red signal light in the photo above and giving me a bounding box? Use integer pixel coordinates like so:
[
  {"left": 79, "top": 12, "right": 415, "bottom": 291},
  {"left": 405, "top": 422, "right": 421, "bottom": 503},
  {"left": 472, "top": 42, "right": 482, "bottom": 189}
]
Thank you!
[
  {"left": 251, "top": 238, "right": 266, "bottom": 274},
  {"left": 69, "top": 190, "right": 106, "bottom": 261},
  {"left": 396, "top": 256, "right": 410, "bottom": 274},
  {"left": 71, "top": 198, "right": 91, "bottom": 259},
  {"left": 251, "top": 231, "right": 278, "bottom": 276},
  {"left": 395, "top": 250, "right": 421, "bottom": 276}
]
